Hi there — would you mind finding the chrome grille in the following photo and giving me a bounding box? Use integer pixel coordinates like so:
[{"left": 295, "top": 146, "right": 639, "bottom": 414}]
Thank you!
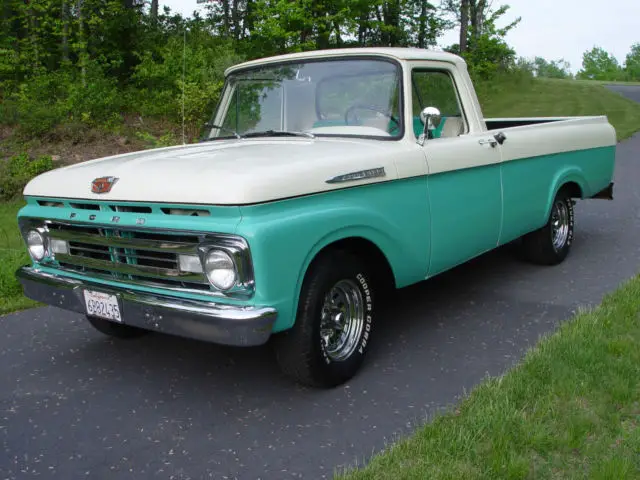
[{"left": 46, "top": 222, "right": 210, "bottom": 291}]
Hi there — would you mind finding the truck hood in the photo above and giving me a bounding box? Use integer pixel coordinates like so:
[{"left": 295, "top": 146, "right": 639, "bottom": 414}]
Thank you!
[{"left": 24, "top": 137, "right": 403, "bottom": 205}]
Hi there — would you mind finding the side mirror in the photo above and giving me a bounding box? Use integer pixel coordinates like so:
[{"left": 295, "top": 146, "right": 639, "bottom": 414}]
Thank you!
[{"left": 417, "top": 106, "right": 441, "bottom": 146}]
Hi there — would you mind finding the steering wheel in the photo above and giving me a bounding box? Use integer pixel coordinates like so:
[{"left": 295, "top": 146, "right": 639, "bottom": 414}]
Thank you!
[{"left": 344, "top": 104, "right": 401, "bottom": 131}]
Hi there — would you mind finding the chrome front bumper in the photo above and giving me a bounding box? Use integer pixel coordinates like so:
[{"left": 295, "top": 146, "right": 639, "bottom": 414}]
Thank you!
[{"left": 16, "top": 266, "right": 277, "bottom": 347}]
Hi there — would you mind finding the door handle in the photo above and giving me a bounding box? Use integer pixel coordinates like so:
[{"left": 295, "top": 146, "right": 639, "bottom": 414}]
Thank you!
[{"left": 478, "top": 138, "right": 497, "bottom": 147}]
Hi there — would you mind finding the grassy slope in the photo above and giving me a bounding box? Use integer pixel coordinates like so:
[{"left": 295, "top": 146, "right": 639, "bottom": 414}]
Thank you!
[
  {"left": 0, "top": 199, "right": 39, "bottom": 315},
  {"left": 476, "top": 76, "right": 640, "bottom": 141},
  {"left": 336, "top": 275, "right": 640, "bottom": 479}
]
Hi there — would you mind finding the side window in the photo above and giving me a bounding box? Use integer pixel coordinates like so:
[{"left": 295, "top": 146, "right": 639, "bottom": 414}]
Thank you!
[{"left": 411, "top": 70, "right": 466, "bottom": 139}]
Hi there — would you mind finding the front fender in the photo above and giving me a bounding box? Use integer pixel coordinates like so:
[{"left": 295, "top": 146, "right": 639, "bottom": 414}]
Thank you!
[{"left": 237, "top": 178, "right": 430, "bottom": 332}]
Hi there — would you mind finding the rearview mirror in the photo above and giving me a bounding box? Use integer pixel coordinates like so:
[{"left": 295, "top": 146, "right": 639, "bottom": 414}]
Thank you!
[{"left": 418, "top": 106, "right": 441, "bottom": 146}]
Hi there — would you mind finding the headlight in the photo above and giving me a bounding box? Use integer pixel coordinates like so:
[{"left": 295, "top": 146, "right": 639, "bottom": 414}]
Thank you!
[
  {"left": 204, "top": 249, "right": 237, "bottom": 291},
  {"left": 26, "top": 230, "right": 46, "bottom": 261}
]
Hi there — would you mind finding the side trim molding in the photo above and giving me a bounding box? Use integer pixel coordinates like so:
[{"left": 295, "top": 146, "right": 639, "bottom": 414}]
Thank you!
[{"left": 326, "top": 167, "right": 386, "bottom": 184}]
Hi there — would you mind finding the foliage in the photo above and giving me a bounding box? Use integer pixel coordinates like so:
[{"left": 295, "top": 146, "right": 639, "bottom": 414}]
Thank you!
[
  {"left": 0, "top": 0, "right": 526, "bottom": 143},
  {"left": 624, "top": 43, "right": 640, "bottom": 81},
  {"left": 442, "top": 2, "right": 520, "bottom": 80},
  {"left": 519, "top": 57, "right": 573, "bottom": 78},
  {"left": 3, "top": 0, "right": 636, "bottom": 143},
  {"left": 131, "top": 27, "right": 243, "bottom": 138},
  {"left": 577, "top": 46, "right": 625, "bottom": 81},
  {"left": 0, "top": 154, "right": 55, "bottom": 201}
]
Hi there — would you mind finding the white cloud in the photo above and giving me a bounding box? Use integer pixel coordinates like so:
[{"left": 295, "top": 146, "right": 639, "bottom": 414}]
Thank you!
[{"left": 161, "top": 0, "right": 639, "bottom": 73}]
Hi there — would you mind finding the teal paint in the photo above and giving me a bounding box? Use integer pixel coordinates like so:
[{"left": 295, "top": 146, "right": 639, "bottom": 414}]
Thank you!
[
  {"left": 499, "top": 145, "right": 616, "bottom": 243},
  {"left": 236, "top": 177, "right": 431, "bottom": 332},
  {"left": 426, "top": 163, "right": 502, "bottom": 276},
  {"left": 17, "top": 145, "right": 615, "bottom": 336},
  {"left": 18, "top": 197, "right": 242, "bottom": 233}
]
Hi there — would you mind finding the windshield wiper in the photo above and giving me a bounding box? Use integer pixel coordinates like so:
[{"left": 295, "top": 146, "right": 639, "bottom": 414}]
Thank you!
[
  {"left": 243, "top": 130, "right": 316, "bottom": 139},
  {"left": 201, "top": 123, "right": 243, "bottom": 141}
]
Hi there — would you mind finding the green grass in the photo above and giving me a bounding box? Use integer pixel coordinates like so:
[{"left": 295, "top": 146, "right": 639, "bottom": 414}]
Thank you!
[
  {"left": 476, "top": 76, "right": 640, "bottom": 141},
  {"left": 335, "top": 275, "right": 640, "bottom": 480},
  {"left": 0, "top": 199, "right": 39, "bottom": 315}
]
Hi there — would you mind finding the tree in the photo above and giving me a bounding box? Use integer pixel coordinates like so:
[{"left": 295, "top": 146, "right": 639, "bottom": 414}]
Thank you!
[
  {"left": 531, "top": 56, "right": 572, "bottom": 79},
  {"left": 624, "top": 42, "right": 640, "bottom": 81},
  {"left": 443, "top": 0, "right": 519, "bottom": 53},
  {"left": 577, "top": 46, "right": 623, "bottom": 81}
]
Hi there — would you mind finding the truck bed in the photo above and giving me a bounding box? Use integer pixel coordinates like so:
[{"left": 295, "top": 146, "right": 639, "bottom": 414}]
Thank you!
[{"left": 483, "top": 115, "right": 618, "bottom": 131}]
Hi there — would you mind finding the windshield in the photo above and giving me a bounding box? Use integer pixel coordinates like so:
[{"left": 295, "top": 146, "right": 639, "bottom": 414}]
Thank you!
[{"left": 208, "top": 58, "right": 403, "bottom": 139}]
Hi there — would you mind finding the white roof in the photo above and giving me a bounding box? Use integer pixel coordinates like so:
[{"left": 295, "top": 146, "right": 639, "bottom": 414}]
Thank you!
[{"left": 224, "top": 47, "right": 467, "bottom": 76}]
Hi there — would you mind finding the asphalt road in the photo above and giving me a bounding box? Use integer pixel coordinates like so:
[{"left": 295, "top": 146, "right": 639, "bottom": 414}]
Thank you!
[
  {"left": 606, "top": 84, "right": 640, "bottom": 103},
  {"left": 2, "top": 88, "right": 640, "bottom": 480}
]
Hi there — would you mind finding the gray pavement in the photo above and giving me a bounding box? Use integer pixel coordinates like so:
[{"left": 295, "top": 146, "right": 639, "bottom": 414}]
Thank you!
[
  {"left": 2, "top": 88, "right": 640, "bottom": 479},
  {"left": 606, "top": 84, "right": 640, "bottom": 102}
]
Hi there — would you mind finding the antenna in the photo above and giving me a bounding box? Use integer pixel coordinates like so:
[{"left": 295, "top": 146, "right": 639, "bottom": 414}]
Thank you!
[{"left": 182, "top": 27, "right": 186, "bottom": 145}]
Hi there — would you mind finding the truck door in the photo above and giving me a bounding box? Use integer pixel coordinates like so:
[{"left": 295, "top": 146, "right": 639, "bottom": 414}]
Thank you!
[{"left": 411, "top": 68, "right": 503, "bottom": 276}]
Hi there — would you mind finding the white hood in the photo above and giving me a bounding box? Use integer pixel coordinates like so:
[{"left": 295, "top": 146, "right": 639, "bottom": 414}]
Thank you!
[{"left": 24, "top": 137, "right": 405, "bottom": 205}]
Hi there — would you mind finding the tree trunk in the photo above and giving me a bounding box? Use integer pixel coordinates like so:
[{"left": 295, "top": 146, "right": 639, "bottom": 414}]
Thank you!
[
  {"left": 232, "top": 0, "right": 239, "bottom": 42},
  {"left": 469, "top": 0, "right": 486, "bottom": 43},
  {"left": 29, "top": 3, "right": 39, "bottom": 71},
  {"left": 459, "top": 0, "right": 469, "bottom": 53},
  {"left": 418, "top": 0, "right": 427, "bottom": 49},
  {"left": 150, "top": 0, "right": 158, "bottom": 23},
  {"left": 222, "top": 0, "right": 230, "bottom": 36},
  {"left": 78, "top": 0, "right": 86, "bottom": 87},
  {"left": 381, "top": 0, "right": 400, "bottom": 46},
  {"left": 61, "top": 0, "right": 69, "bottom": 63},
  {"left": 334, "top": 19, "right": 342, "bottom": 47}
]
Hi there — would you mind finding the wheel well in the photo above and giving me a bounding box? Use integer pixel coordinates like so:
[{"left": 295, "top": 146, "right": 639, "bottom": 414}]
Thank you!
[
  {"left": 310, "top": 237, "right": 397, "bottom": 293},
  {"left": 560, "top": 181, "right": 583, "bottom": 199}
]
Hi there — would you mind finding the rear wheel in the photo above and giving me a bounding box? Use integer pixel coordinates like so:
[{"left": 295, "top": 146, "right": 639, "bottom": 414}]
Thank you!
[
  {"left": 273, "top": 250, "right": 377, "bottom": 388},
  {"left": 86, "top": 315, "right": 150, "bottom": 339},
  {"left": 520, "top": 187, "right": 575, "bottom": 265}
]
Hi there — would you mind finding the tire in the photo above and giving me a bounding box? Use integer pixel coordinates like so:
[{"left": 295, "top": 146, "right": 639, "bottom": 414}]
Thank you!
[
  {"left": 520, "top": 187, "right": 575, "bottom": 265},
  {"left": 86, "top": 315, "right": 151, "bottom": 339},
  {"left": 273, "top": 250, "right": 377, "bottom": 388}
]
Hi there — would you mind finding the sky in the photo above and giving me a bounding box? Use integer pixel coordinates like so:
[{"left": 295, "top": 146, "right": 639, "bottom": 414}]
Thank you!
[{"left": 162, "top": 0, "right": 639, "bottom": 74}]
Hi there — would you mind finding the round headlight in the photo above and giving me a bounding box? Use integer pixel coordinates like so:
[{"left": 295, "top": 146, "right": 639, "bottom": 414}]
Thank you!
[
  {"left": 204, "top": 250, "right": 237, "bottom": 291},
  {"left": 26, "top": 230, "right": 46, "bottom": 261}
]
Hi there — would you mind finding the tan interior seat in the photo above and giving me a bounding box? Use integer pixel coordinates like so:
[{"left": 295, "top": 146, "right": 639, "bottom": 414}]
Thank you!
[{"left": 440, "top": 116, "right": 464, "bottom": 138}]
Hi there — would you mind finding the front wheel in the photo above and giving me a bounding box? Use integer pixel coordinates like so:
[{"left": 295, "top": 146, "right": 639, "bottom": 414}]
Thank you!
[
  {"left": 520, "top": 187, "right": 575, "bottom": 265},
  {"left": 273, "top": 250, "right": 377, "bottom": 388}
]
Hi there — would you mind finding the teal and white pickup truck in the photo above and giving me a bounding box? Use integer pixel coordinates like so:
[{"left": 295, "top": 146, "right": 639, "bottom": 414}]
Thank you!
[{"left": 16, "top": 47, "right": 616, "bottom": 387}]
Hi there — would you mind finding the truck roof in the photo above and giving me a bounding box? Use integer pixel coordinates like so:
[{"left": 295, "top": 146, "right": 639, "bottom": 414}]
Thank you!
[{"left": 224, "top": 47, "right": 467, "bottom": 76}]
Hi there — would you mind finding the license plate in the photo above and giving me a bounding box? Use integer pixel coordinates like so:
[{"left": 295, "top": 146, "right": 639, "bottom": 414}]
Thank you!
[{"left": 83, "top": 290, "right": 122, "bottom": 323}]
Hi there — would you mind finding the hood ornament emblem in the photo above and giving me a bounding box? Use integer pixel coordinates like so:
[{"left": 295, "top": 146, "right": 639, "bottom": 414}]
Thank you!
[{"left": 91, "top": 176, "right": 119, "bottom": 194}]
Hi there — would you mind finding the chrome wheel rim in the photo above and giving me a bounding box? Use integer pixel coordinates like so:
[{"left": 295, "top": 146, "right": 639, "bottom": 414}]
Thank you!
[
  {"left": 551, "top": 200, "right": 570, "bottom": 250},
  {"left": 320, "top": 279, "right": 365, "bottom": 361}
]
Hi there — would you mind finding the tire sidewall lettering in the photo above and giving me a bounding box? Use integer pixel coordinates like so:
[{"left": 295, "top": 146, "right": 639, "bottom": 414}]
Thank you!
[
  {"left": 356, "top": 273, "right": 373, "bottom": 355},
  {"left": 565, "top": 198, "right": 575, "bottom": 248}
]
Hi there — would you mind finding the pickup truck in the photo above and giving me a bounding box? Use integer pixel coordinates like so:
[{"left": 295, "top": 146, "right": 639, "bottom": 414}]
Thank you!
[{"left": 15, "top": 47, "right": 616, "bottom": 388}]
